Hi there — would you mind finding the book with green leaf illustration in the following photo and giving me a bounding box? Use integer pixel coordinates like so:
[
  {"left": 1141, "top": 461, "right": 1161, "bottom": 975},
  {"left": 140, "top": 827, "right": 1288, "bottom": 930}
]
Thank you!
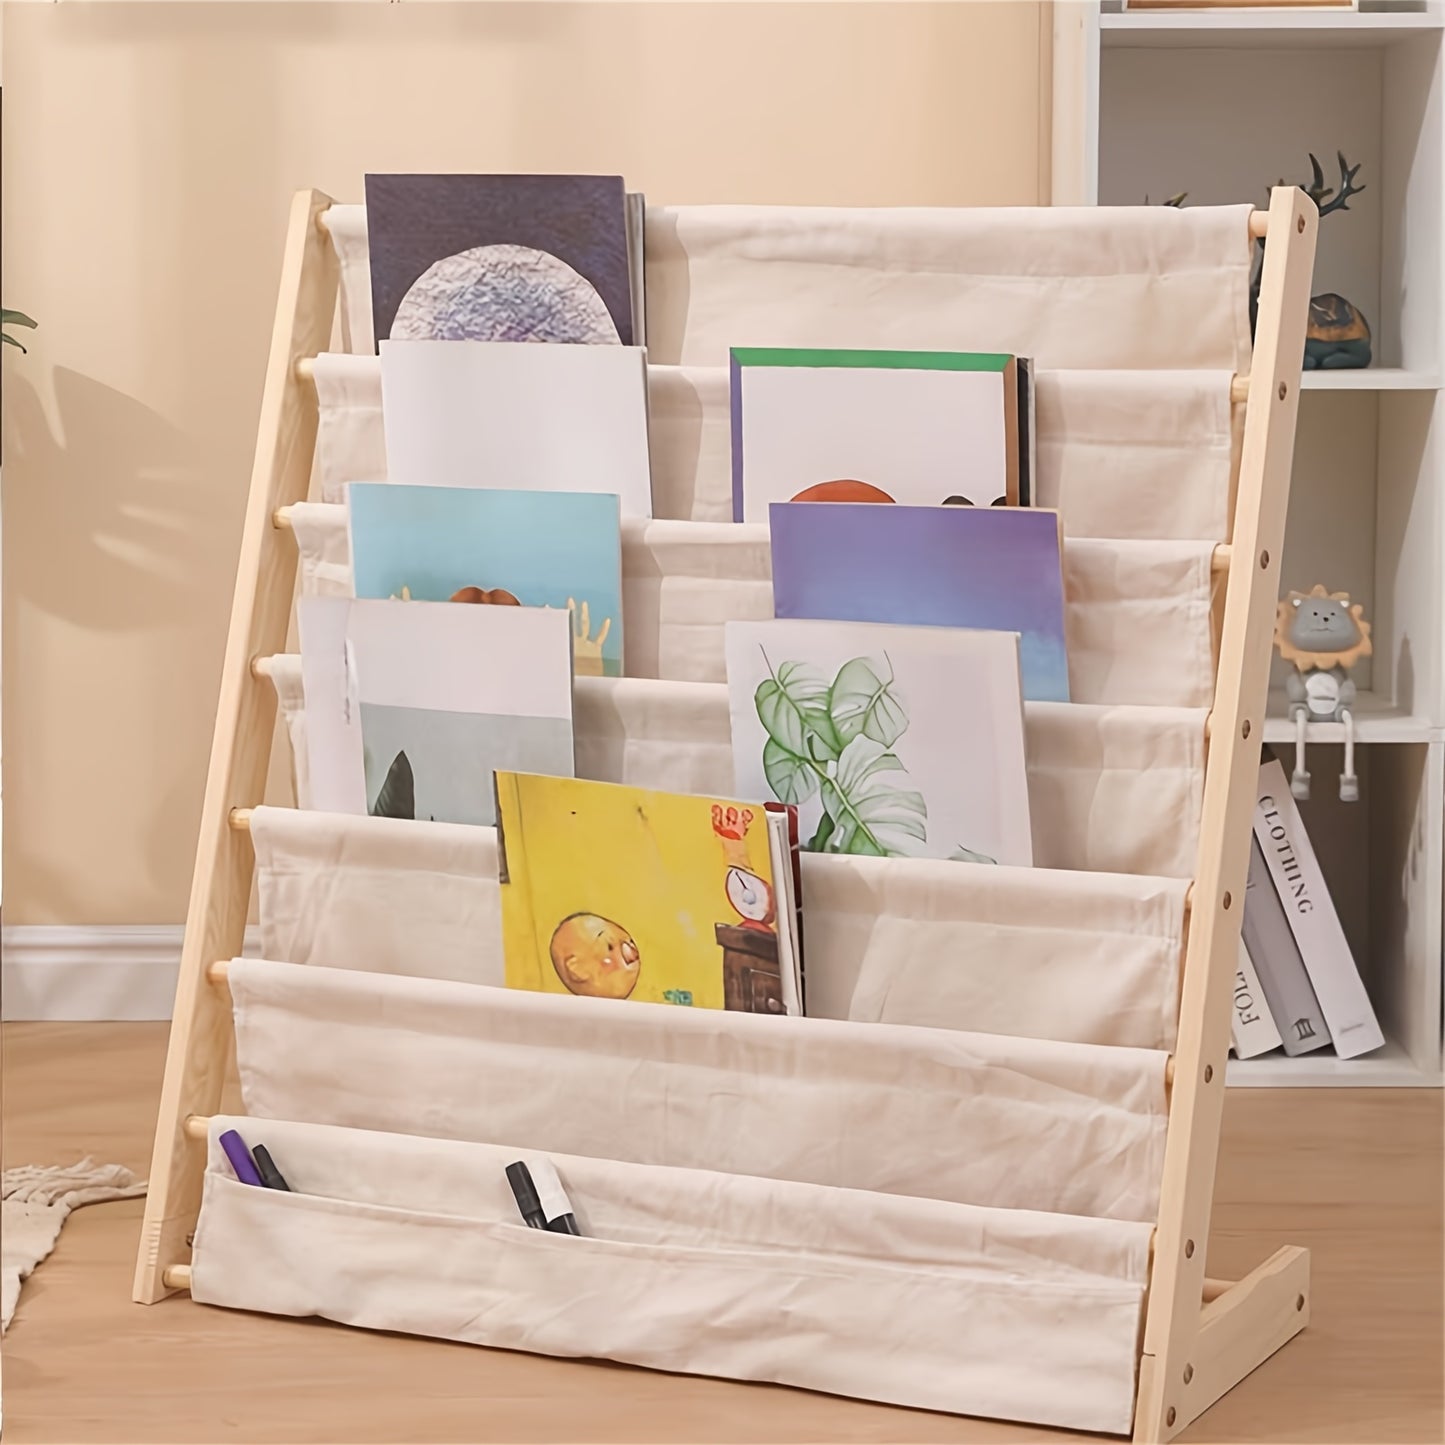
[{"left": 724, "top": 619, "right": 1032, "bottom": 865}]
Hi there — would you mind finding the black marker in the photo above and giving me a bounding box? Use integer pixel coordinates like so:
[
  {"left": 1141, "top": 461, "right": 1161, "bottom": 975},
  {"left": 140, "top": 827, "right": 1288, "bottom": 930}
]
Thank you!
[
  {"left": 505, "top": 1161, "right": 548, "bottom": 1229},
  {"left": 252, "top": 1144, "right": 291, "bottom": 1192}
]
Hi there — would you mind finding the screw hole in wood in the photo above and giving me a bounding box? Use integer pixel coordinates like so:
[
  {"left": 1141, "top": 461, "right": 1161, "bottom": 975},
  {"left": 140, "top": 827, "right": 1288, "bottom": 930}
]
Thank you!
[
  {"left": 1184, "top": 1239, "right": 1195, "bottom": 1259},
  {"left": 1298, "top": 215, "right": 1306, "bottom": 233},
  {"left": 1223, "top": 892, "right": 1232, "bottom": 910},
  {"left": 1297, "top": 1294, "right": 1305, "bottom": 1311},
  {"left": 1242, "top": 720, "right": 1251, "bottom": 739},
  {"left": 1204, "top": 1064, "right": 1214, "bottom": 1083},
  {"left": 1260, "top": 550, "right": 1270, "bottom": 569},
  {"left": 1278, "top": 382, "right": 1288, "bottom": 400},
  {"left": 1167, "top": 1407, "right": 1177, "bottom": 1427},
  {"left": 1184, "top": 1364, "right": 1194, "bottom": 1385}
]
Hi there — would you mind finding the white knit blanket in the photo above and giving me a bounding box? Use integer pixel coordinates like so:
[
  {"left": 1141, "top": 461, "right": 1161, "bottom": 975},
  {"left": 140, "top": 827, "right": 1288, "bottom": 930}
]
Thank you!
[{"left": 2, "top": 1159, "right": 147, "bottom": 1330}]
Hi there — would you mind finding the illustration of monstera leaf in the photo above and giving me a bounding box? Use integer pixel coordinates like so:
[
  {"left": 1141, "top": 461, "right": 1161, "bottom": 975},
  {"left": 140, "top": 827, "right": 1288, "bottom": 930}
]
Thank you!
[
  {"left": 371, "top": 750, "right": 415, "bottom": 820},
  {"left": 828, "top": 656, "right": 907, "bottom": 748},
  {"left": 950, "top": 846, "right": 998, "bottom": 865},
  {"left": 755, "top": 659, "right": 842, "bottom": 803},
  {"left": 819, "top": 736, "right": 927, "bottom": 857}
]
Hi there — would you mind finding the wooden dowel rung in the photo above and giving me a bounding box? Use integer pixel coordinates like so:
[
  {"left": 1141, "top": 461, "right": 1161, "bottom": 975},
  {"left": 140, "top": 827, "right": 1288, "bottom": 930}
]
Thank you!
[
  {"left": 249, "top": 655, "right": 276, "bottom": 681},
  {"left": 1229, "top": 376, "right": 1249, "bottom": 404},
  {"left": 1202, "top": 1276, "right": 1232, "bottom": 1302},
  {"left": 183, "top": 1115, "right": 209, "bottom": 1140},
  {"left": 162, "top": 1264, "right": 193, "bottom": 1291},
  {"left": 207, "top": 960, "right": 231, "bottom": 985},
  {"left": 295, "top": 357, "right": 316, "bottom": 384},
  {"left": 229, "top": 808, "right": 253, "bottom": 832},
  {"left": 1210, "top": 544, "right": 1231, "bottom": 578},
  {"left": 274, "top": 505, "right": 296, "bottom": 530},
  {"left": 1248, "top": 210, "right": 1268, "bottom": 239}
]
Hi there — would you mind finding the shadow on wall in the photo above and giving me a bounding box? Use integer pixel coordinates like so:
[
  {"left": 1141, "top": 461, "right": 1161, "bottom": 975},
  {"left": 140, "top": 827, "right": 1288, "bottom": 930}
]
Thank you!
[
  {"left": 1, "top": 367, "right": 231, "bottom": 918},
  {"left": 3, "top": 368, "right": 213, "bottom": 629}
]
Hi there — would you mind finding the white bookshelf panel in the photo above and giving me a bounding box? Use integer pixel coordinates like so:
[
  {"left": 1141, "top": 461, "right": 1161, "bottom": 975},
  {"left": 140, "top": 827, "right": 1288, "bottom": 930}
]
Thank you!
[
  {"left": 1302, "top": 368, "right": 1441, "bottom": 390},
  {"left": 1263, "top": 390, "right": 1443, "bottom": 731},
  {"left": 1262, "top": 691, "right": 1438, "bottom": 744},
  {"left": 1101, "top": 13, "right": 1443, "bottom": 53},
  {"left": 1233, "top": 741, "right": 1444, "bottom": 1086},
  {"left": 1099, "top": 35, "right": 1443, "bottom": 373},
  {"left": 1079, "top": 8, "right": 1444, "bottom": 1085}
]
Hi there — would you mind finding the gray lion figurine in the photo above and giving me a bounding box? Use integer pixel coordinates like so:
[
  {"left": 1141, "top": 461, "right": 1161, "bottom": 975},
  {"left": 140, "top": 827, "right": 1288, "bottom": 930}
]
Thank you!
[{"left": 1274, "top": 586, "right": 1373, "bottom": 802}]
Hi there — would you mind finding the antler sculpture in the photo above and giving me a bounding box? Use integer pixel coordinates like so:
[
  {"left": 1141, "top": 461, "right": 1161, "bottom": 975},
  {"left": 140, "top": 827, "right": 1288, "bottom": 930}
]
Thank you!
[
  {"left": 1254, "top": 152, "right": 1371, "bottom": 369},
  {"left": 1302, "top": 151, "right": 1366, "bottom": 219}
]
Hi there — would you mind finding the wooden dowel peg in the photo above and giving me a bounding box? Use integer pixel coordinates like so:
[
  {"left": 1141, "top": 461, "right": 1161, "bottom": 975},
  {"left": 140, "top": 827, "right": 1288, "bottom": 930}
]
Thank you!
[
  {"left": 1210, "top": 544, "right": 1231, "bottom": 578},
  {"left": 207, "top": 960, "right": 231, "bottom": 986},
  {"left": 183, "top": 1115, "right": 209, "bottom": 1140},
  {"left": 1229, "top": 376, "right": 1249, "bottom": 404},
  {"left": 162, "top": 1265, "right": 193, "bottom": 1291},
  {"left": 295, "top": 356, "right": 316, "bottom": 384},
  {"left": 1248, "top": 210, "right": 1268, "bottom": 239},
  {"left": 249, "top": 655, "right": 276, "bottom": 681},
  {"left": 273, "top": 505, "right": 296, "bottom": 530},
  {"left": 229, "top": 808, "right": 253, "bottom": 832}
]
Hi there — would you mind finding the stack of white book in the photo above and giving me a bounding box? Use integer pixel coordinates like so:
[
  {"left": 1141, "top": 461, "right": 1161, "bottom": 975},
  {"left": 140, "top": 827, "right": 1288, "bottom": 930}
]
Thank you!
[{"left": 1230, "top": 756, "right": 1384, "bottom": 1063}]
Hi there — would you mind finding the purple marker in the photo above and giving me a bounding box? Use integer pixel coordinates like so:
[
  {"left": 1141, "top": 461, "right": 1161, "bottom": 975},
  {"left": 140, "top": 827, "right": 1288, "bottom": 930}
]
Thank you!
[{"left": 218, "top": 1129, "right": 264, "bottom": 1187}]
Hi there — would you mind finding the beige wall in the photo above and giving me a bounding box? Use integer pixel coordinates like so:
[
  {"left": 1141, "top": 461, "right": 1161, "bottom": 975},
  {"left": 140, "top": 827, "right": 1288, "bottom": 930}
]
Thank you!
[{"left": 1, "top": 1, "right": 1049, "bottom": 926}]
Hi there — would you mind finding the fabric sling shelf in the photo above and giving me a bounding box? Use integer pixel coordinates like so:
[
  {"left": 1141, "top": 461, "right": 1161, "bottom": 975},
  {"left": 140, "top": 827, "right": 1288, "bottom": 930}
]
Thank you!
[{"left": 134, "top": 186, "right": 1319, "bottom": 1442}]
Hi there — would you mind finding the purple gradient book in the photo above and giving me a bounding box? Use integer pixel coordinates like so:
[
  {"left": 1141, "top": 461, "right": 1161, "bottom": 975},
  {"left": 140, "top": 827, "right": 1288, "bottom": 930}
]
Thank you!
[{"left": 768, "top": 502, "right": 1070, "bottom": 703}]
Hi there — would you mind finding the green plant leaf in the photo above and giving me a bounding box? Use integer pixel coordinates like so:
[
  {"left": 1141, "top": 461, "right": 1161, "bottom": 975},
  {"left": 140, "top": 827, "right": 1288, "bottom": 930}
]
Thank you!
[
  {"left": 371, "top": 750, "right": 415, "bottom": 820},
  {"left": 806, "top": 809, "right": 835, "bottom": 852},
  {"left": 762, "top": 736, "right": 820, "bottom": 806},
  {"left": 1, "top": 311, "right": 37, "bottom": 329},
  {"left": 1, "top": 334, "right": 25, "bottom": 353},
  {"left": 817, "top": 736, "right": 927, "bottom": 857},
  {"left": 950, "top": 846, "right": 998, "bottom": 865},
  {"left": 755, "top": 659, "right": 831, "bottom": 755},
  {"left": 828, "top": 655, "right": 908, "bottom": 748}
]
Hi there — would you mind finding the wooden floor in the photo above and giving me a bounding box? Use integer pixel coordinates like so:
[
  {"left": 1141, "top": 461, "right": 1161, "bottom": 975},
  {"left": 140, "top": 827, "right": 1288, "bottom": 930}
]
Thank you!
[{"left": 2, "top": 1023, "right": 1441, "bottom": 1444}]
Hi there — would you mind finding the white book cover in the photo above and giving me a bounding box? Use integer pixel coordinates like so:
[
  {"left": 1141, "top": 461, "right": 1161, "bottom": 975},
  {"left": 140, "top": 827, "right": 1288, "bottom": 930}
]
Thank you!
[
  {"left": 1254, "top": 758, "right": 1384, "bottom": 1059},
  {"left": 380, "top": 339, "right": 653, "bottom": 517},
  {"left": 298, "top": 596, "right": 574, "bottom": 826},
  {"left": 724, "top": 618, "right": 1031, "bottom": 866},
  {"left": 1230, "top": 935, "right": 1283, "bottom": 1059},
  {"left": 729, "top": 348, "right": 1019, "bottom": 522}
]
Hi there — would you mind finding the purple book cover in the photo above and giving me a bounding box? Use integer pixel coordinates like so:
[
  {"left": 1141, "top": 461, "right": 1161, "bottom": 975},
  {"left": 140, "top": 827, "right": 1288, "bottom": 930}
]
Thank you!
[
  {"left": 365, "top": 173, "right": 633, "bottom": 347},
  {"left": 768, "top": 501, "right": 1070, "bottom": 703}
]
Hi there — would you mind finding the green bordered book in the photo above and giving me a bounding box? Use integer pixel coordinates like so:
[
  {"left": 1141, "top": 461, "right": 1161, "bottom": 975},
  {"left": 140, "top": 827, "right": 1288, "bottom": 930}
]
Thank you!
[{"left": 729, "top": 347, "right": 1021, "bottom": 522}]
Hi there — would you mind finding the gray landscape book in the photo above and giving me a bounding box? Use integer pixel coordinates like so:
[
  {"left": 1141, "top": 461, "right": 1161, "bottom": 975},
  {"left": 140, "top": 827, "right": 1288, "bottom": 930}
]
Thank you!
[{"left": 1241, "top": 834, "right": 1331, "bottom": 1056}]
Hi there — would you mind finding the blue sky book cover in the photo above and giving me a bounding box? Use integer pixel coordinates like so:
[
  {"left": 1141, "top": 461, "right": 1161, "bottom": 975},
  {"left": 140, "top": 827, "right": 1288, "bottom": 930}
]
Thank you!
[{"left": 348, "top": 483, "right": 623, "bottom": 678}]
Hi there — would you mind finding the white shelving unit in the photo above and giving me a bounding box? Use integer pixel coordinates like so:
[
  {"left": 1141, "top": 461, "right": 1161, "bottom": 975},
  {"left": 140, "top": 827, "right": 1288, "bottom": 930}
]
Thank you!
[{"left": 1054, "top": 1, "right": 1445, "bottom": 1086}]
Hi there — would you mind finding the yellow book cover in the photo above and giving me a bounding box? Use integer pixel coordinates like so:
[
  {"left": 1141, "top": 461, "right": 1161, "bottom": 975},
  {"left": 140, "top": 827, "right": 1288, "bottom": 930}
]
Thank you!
[{"left": 495, "top": 772, "right": 787, "bottom": 1013}]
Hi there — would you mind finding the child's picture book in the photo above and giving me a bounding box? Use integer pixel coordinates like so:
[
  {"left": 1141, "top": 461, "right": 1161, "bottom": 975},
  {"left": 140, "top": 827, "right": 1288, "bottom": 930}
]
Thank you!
[
  {"left": 495, "top": 772, "right": 802, "bottom": 1015},
  {"left": 769, "top": 502, "right": 1070, "bottom": 702},
  {"left": 730, "top": 348, "right": 1020, "bottom": 522},
  {"left": 364, "top": 173, "right": 634, "bottom": 346},
  {"left": 724, "top": 618, "right": 1032, "bottom": 866},
  {"left": 380, "top": 339, "right": 653, "bottom": 518},
  {"left": 347, "top": 483, "right": 624, "bottom": 678},
  {"left": 297, "top": 597, "right": 575, "bottom": 826}
]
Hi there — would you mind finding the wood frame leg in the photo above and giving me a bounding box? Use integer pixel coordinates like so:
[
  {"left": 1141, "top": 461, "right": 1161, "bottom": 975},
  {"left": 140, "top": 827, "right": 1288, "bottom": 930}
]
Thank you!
[
  {"left": 1169, "top": 1247, "right": 1310, "bottom": 1439},
  {"left": 131, "top": 188, "right": 337, "bottom": 1303}
]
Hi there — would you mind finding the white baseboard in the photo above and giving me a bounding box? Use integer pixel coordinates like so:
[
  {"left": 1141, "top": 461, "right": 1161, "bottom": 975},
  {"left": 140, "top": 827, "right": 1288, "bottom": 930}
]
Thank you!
[{"left": 1, "top": 925, "right": 262, "bottom": 1021}]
